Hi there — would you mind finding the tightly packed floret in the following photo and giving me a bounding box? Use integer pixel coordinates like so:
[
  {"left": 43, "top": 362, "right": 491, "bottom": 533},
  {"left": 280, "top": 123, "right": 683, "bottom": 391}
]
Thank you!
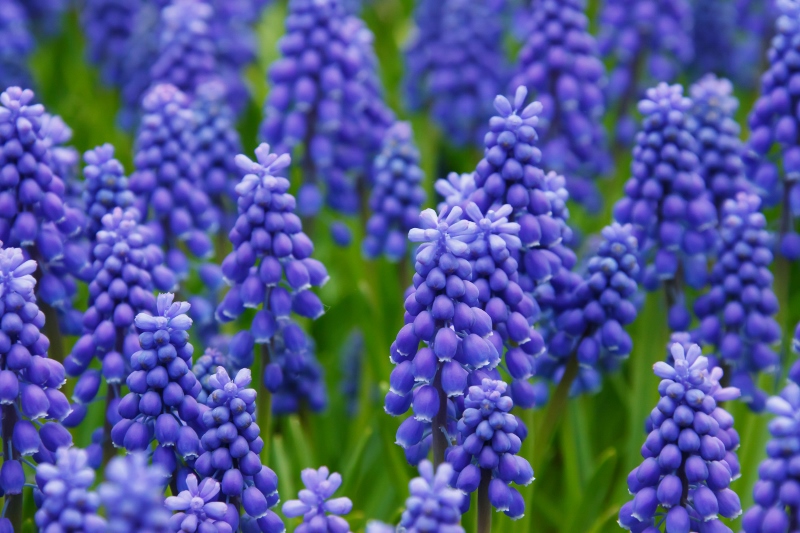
[
  {"left": 445, "top": 379, "right": 533, "bottom": 520},
  {"left": 260, "top": 0, "right": 393, "bottom": 218},
  {"left": 543, "top": 223, "right": 640, "bottom": 396},
  {"left": 0, "top": 246, "right": 72, "bottom": 494},
  {"left": 192, "top": 347, "right": 233, "bottom": 405},
  {"left": 0, "top": 0, "right": 34, "bottom": 89},
  {"left": 693, "top": 193, "right": 779, "bottom": 411},
  {"left": 511, "top": 0, "right": 609, "bottom": 211},
  {"left": 80, "top": 0, "right": 141, "bottom": 86},
  {"left": 81, "top": 144, "right": 135, "bottom": 238},
  {"left": 34, "top": 447, "right": 105, "bottom": 532},
  {"left": 398, "top": 460, "right": 465, "bottom": 533},
  {"left": 687, "top": 75, "right": 750, "bottom": 211},
  {"left": 98, "top": 453, "right": 171, "bottom": 533},
  {"left": 618, "top": 344, "right": 742, "bottom": 533},
  {"left": 267, "top": 320, "right": 327, "bottom": 414},
  {"left": 112, "top": 293, "right": 202, "bottom": 475},
  {"left": 217, "top": 143, "right": 329, "bottom": 413},
  {"left": 598, "top": 0, "right": 693, "bottom": 143},
  {"left": 363, "top": 121, "right": 426, "bottom": 262},
  {"left": 403, "top": 0, "right": 506, "bottom": 147},
  {"left": 130, "top": 83, "right": 218, "bottom": 265},
  {"left": 165, "top": 474, "right": 232, "bottom": 533},
  {"left": 282, "top": 466, "right": 353, "bottom": 533},
  {"left": 386, "top": 206, "right": 502, "bottom": 464},
  {"left": 613, "top": 83, "right": 718, "bottom": 328},
  {"left": 63, "top": 208, "right": 176, "bottom": 426},
  {"left": 742, "top": 381, "right": 800, "bottom": 532},
  {"left": 195, "top": 368, "right": 284, "bottom": 532}
]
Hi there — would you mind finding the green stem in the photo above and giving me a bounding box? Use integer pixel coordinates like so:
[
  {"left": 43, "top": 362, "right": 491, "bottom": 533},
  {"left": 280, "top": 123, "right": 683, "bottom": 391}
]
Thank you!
[
  {"left": 257, "top": 342, "right": 273, "bottom": 465},
  {"left": 477, "top": 468, "right": 492, "bottom": 533},
  {"left": 533, "top": 354, "right": 579, "bottom": 469},
  {"left": 432, "top": 369, "right": 449, "bottom": 468}
]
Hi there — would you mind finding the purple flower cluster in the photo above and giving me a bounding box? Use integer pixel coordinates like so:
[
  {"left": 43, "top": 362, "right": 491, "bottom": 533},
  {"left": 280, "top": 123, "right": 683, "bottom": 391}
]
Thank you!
[
  {"left": 687, "top": 75, "right": 750, "bottom": 211},
  {"left": 733, "top": 0, "right": 777, "bottom": 89},
  {"left": 690, "top": 0, "right": 736, "bottom": 81},
  {"left": 34, "top": 447, "right": 106, "bottom": 532},
  {"left": 398, "top": 460, "right": 465, "bottom": 533},
  {"left": 196, "top": 368, "right": 284, "bottom": 533},
  {"left": 613, "top": 83, "right": 718, "bottom": 329},
  {"left": 40, "top": 114, "right": 80, "bottom": 210},
  {"left": 543, "top": 223, "right": 640, "bottom": 396},
  {"left": 81, "top": 144, "right": 136, "bottom": 237},
  {"left": 403, "top": 0, "right": 507, "bottom": 147},
  {"left": 693, "top": 192, "right": 779, "bottom": 412},
  {"left": 267, "top": 321, "right": 327, "bottom": 414},
  {"left": 64, "top": 208, "right": 176, "bottom": 426},
  {"left": 511, "top": 0, "right": 610, "bottom": 211},
  {"left": 260, "top": 0, "right": 393, "bottom": 219},
  {"left": 619, "top": 344, "right": 742, "bottom": 533},
  {"left": 112, "top": 293, "right": 202, "bottom": 474},
  {"left": 80, "top": 0, "right": 142, "bottom": 87},
  {"left": 166, "top": 474, "right": 232, "bottom": 533},
  {"left": 598, "top": 0, "right": 693, "bottom": 143},
  {"left": 216, "top": 144, "right": 329, "bottom": 414},
  {"left": 282, "top": 466, "right": 353, "bottom": 533},
  {"left": 363, "top": 121, "right": 426, "bottom": 262},
  {"left": 742, "top": 380, "right": 800, "bottom": 532},
  {"left": 0, "top": 0, "right": 33, "bottom": 89},
  {"left": 192, "top": 346, "right": 233, "bottom": 405},
  {"left": 0, "top": 246, "right": 72, "bottom": 495},
  {"left": 130, "top": 83, "right": 218, "bottom": 268},
  {"left": 98, "top": 453, "right": 171, "bottom": 533},
  {"left": 446, "top": 379, "right": 533, "bottom": 519}
]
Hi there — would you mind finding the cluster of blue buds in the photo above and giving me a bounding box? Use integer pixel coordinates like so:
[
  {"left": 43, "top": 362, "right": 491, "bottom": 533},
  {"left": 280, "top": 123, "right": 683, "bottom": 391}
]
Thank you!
[
  {"left": 165, "top": 474, "right": 233, "bottom": 533},
  {"left": 130, "top": 83, "right": 218, "bottom": 268},
  {"left": 40, "top": 114, "right": 80, "bottom": 205},
  {"left": 112, "top": 293, "right": 202, "bottom": 475},
  {"left": 511, "top": 0, "right": 609, "bottom": 211},
  {"left": 446, "top": 379, "right": 533, "bottom": 519},
  {"left": 363, "top": 121, "right": 426, "bottom": 262},
  {"left": 598, "top": 0, "right": 693, "bottom": 143},
  {"left": 0, "top": 0, "right": 33, "bottom": 89},
  {"left": 693, "top": 192, "right": 780, "bottom": 412},
  {"left": 34, "top": 447, "right": 106, "bottom": 532},
  {"left": 196, "top": 368, "right": 284, "bottom": 533},
  {"left": 747, "top": 0, "right": 800, "bottom": 258},
  {"left": 98, "top": 453, "right": 171, "bottom": 533},
  {"left": 81, "top": 144, "right": 135, "bottom": 237},
  {"left": 733, "top": 0, "right": 779, "bottom": 89},
  {"left": 267, "top": 321, "right": 327, "bottom": 414},
  {"left": 0, "top": 246, "right": 72, "bottom": 495},
  {"left": 687, "top": 75, "right": 750, "bottom": 211},
  {"left": 260, "top": 0, "right": 393, "bottom": 219},
  {"left": 282, "top": 466, "right": 353, "bottom": 533},
  {"left": 80, "top": 0, "right": 141, "bottom": 87},
  {"left": 742, "top": 380, "right": 800, "bottom": 532},
  {"left": 619, "top": 344, "right": 742, "bottom": 532},
  {"left": 217, "top": 144, "right": 329, "bottom": 414},
  {"left": 542, "top": 223, "right": 640, "bottom": 396},
  {"left": 398, "top": 460, "right": 465, "bottom": 532},
  {"left": 387, "top": 206, "right": 502, "bottom": 464},
  {"left": 613, "top": 83, "right": 719, "bottom": 330},
  {"left": 192, "top": 347, "right": 233, "bottom": 405},
  {"left": 689, "top": 0, "right": 736, "bottom": 82},
  {"left": 63, "top": 208, "right": 176, "bottom": 427},
  {"left": 403, "top": 0, "right": 506, "bottom": 147}
]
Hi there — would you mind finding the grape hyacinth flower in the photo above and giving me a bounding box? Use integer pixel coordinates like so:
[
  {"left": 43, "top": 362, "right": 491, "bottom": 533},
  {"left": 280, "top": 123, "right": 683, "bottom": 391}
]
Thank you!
[
  {"left": 260, "top": 0, "right": 393, "bottom": 220},
  {"left": 217, "top": 144, "right": 329, "bottom": 416},
  {"left": 403, "top": 0, "right": 507, "bottom": 147},
  {"left": 99, "top": 453, "right": 171, "bottom": 533},
  {"left": 268, "top": 320, "right": 327, "bottom": 414},
  {"left": 446, "top": 379, "right": 533, "bottom": 522},
  {"left": 282, "top": 467, "right": 353, "bottom": 532},
  {"left": 81, "top": 0, "right": 142, "bottom": 87},
  {"left": 195, "top": 368, "right": 284, "bottom": 533},
  {"left": 165, "top": 474, "right": 232, "bottom": 533},
  {"left": 0, "top": 245, "right": 72, "bottom": 526},
  {"left": 435, "top": 172, "right": 477, "bottom": 214},
  {"left": 510, "top": 0, "right": 610, "bottom": 212},
  {"left": 386, "top": 206, "right": 499, "bottom": 465},
  {"left": 398, "top": 460, "right": 465, "bottom": 533},
  {"left": 733, "top": 0, "right": 777, "bottom": 89},
  {"left": 613, "top": 83, "right": 719, "bottom": 331},
  {"left": 618, "top": 343, "right": 742, "bottom": 532},
  {"left": 111, "top": 293, "right": 202, "bottom": 475},
  {"left": 40, "top": 114, "right": 80, "bottom": 206},
  {"left": 541, "top": 223, "right": 640, "bottom": 397},
  {"left": 63, "top": 208, "right": 176, "bottom": 428},
  {"left": 690, "top": 0, "right": 737, "bottom": 81},
  {"left": 192, "top": 346, "right": 233, "bottom": 405},
  {"left": 363, "top": 122, "right": 426, "bottom": 262},
  {"left": 687, "top": 75, "right": 750, "bottom": 212},
  {"left": 34, "top": 447, "right": 106, "bottom": 532},
  {"left": 81, "top": 144, "right": 136, "bottom": 237},
  {"left": 0, "top": 0, "right": 34, "bottom": 89},
  {"left": 598, "top": 0, "right": 693, "bottom": 144},
  {"left": 693, "top": 193, "right": 780, "bottom": 412},
  {"left": 130, "top": 83, "right": 218, "bottom": 270},
  {"left": 741, "top": 380, "right": 800, "bottom": 532},
  {"left": 747, "top": 0, "right": 800, "bottom": 259}
]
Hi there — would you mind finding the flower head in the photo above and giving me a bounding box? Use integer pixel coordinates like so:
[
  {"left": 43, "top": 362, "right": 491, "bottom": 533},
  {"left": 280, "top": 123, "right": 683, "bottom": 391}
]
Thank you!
[
  {"left": 282, "top": 467, "right": 353, "bottom": 533},
  {"left": 165, "top": 474, "right": 229, "bottom": 532},
  {"left": 398, "top": 460, "right": 465, "bottom": 533},
  {"left": 99, "top": 453, "right": 171, "bottom": 533}
]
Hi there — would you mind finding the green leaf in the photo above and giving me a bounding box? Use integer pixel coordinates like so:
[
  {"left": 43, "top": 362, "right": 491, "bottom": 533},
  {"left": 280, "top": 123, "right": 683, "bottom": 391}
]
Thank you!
[{"left": 565, "top": 449, "right": 618, "bottom": 533}]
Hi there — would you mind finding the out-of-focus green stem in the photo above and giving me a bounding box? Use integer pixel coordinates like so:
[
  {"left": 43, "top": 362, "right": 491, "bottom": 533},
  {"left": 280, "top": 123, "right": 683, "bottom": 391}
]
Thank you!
[
  {"left": 477, "top": 468, "right": 492, "bottom": 533},
  {"left": 533, "top": 354, "right": 579, "bottom": 469}
]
